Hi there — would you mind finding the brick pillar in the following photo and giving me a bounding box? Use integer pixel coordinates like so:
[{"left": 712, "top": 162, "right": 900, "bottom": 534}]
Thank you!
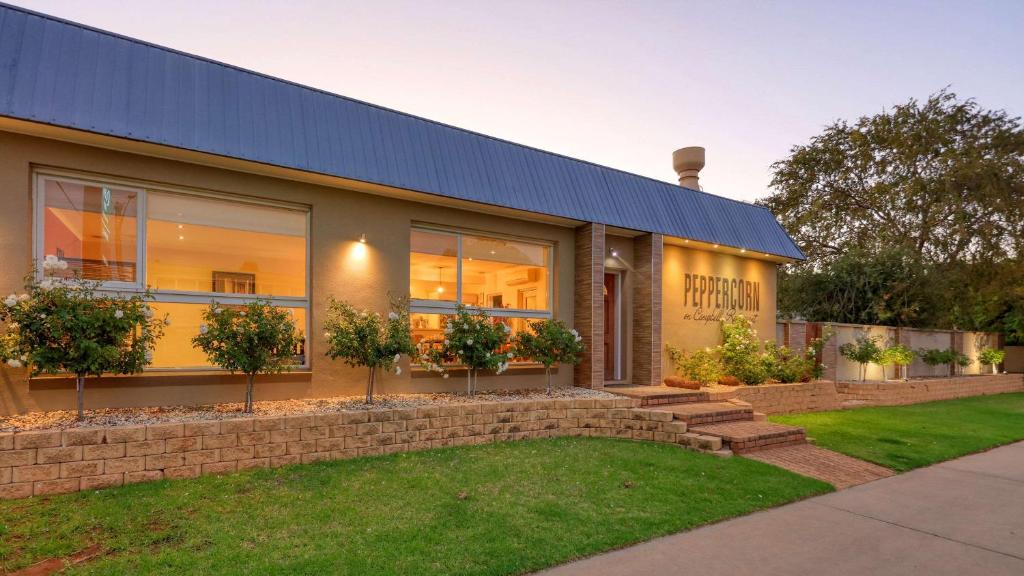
[
  {"left": 820, "top": 323, "right": 838, "bottom": 382},
  {"left": 632, "top": 233, "right": 663, "bottom": 386},
  {"left": 789, "top": 322, "right": 807, "bottom": 354},
  {"left": 574, "top": 224, "right": 605, "bottom": 389}
]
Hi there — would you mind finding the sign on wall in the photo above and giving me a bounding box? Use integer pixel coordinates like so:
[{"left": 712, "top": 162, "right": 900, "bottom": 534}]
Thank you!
[{"left": 681, "top": 272, "right": 760, "bottom": 326}]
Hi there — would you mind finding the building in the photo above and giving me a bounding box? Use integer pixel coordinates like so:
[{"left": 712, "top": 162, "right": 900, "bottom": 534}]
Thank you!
[{"left": 0, "top": 4, "right": 802, "bottom": 414}]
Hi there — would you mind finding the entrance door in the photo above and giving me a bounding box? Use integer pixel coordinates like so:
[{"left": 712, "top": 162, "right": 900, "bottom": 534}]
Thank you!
[{"left": 603, "top": 273, "right": 619, "bottom": 381}]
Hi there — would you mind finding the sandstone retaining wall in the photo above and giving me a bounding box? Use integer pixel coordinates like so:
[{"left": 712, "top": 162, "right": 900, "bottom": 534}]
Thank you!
[
  {"left": 834, "top": 374, "right": 1023, "bottom": 406},
  {"left": 0, "top": 397, "right": 719, "bottom": 501}
]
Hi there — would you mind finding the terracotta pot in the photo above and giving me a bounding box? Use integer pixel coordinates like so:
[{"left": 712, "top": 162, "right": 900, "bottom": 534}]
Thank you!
[{"left": 664, "top": 376, "right": 701, "bottom": 390}]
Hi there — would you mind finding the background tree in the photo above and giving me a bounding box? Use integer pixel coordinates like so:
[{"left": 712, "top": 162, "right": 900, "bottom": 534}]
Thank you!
[
  {"left": 193, "top": 299, "right": 301, "bottom": 413},
  {"left": 1, "top": 257, "right": 164, "bottom": 419},
  {"left": 323, "top": 297, "right": 414, "bottom": 404},
  {"left": 514, "top": 319, "right": 585, "bottom": 394},
  {"left": 762, "top": 90, "right": 1024, "bottom": 342}
]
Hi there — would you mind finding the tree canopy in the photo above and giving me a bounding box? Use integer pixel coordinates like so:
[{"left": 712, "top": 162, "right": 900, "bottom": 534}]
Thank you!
[{"left": 760, "top": 90, "right": 1024, "bottom": 342}]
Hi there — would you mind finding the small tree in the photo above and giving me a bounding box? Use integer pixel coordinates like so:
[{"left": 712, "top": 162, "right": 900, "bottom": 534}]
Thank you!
[
  {"left": 979, "top": 347, "right": 1005, "bottom": 374},
  {"left": 192, "top": 299, "right": 301, "bottom": 413},
  {"left": 1, "top": 257, "right": 164, "bottom": 419},
  {"left": 919, "top": 348, "right": 953, "bottom": 377},
  {"left": 323, "top": 297, "right": 414, "bottom": 404},
  {"left": 418, "top": 306, "right": 510, "bottom": 395},
  {"left": 954, "top": 352, "right": 972, "bottom": 376},
  {"left": 879, "top": 344, "right": 915, "bottom": 380},
  {"left": 514, "top": 319, "right": 585, "bottom": 394},
  {"left": 839, "top": 334, "right": 883, "bottom": 382}
]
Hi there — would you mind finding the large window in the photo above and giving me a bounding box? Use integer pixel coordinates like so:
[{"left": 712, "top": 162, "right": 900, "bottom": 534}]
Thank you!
[
  {"left": 35, "top": 172, "right": 310, "bottom": 370},
  {"left": 409, "top": 227, "right": 553, "bottom": 360}
]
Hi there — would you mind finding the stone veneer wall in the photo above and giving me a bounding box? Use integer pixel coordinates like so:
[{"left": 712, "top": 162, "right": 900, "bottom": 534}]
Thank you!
[
  {"left": 632, "top": 233, "right": 663, "bottom": 387},
  {"left": 710, "top": 374, "right": 1023, "bottom": 415},
  {"left": 834, "top": 374, "right": 1023, "bottom": 406},
  {"left": 574, "top": 223, "right": 605, "bottom": 388},
  {"left": 0, "top": 397, "right": 719, "bottom": 501}
]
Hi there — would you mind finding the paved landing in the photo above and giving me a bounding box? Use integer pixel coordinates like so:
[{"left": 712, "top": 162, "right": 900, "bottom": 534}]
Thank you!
[
  {"left": 745, "top": 443, "right": 894, "bottom": 489},
  {"left": 535, "top": 442, "right": 1024, "bottom": 576}
]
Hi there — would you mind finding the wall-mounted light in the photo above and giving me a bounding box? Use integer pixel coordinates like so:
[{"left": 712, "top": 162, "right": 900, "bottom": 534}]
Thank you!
[
  {"left": 610, "top": 248, "right": 619, "bottom": 258},
  {"left": 358, "top": 234, "right": 367, "bottom": 244},
  {"left": 740, "top": 248, "right": 747, "bottom": 253},
  {"left": 712, "top": 244, "right": 719, "bottom": 248}
]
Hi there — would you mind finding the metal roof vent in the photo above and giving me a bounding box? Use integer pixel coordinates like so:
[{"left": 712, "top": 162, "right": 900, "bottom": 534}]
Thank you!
[{"left": 672, "top": 146, "right": 705, "bottom": 190}]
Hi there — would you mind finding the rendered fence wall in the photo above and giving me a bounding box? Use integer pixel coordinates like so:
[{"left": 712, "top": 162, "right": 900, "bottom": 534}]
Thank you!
[{"left": 776, "top": 321, "right": 1001, "bottom": 382}]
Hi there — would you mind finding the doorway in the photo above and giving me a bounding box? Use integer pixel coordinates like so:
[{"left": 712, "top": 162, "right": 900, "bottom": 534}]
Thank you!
[{"left": 603, "top": 272, "right": 622, "bottom": 381}]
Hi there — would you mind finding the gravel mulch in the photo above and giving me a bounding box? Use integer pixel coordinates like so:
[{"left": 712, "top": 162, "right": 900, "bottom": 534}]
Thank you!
[{"left": 0, "top": 387, "right": 619, "bottom": 432}]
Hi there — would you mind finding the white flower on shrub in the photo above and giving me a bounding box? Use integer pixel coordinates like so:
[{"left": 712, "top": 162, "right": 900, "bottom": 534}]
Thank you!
[
  {"left": 466, "top": 338, "right": 474, "bottom": 345},
  {"left": 394, "top": 366, "right": 402, "bottom": 375},
  {"left": 442, "top": 373, "right": 449, "bottom": 379},
  {"left": 3, "top": 294, "right": 16, "bottom": 307},
  {"left": 239, "top": 311, "right": 246, "bottom": 317},
  {"left": 145, "top": 350, "right": 153, "bottom": 362},
  {"left": 114, "top": 309, "right": 124, "bottom": 319},
  {"left": 199, "top": 324, "right": 209, "bottom": 334},
  {"left": 142, "top": 305, "right": 154, "bottom": 319},
  {"left": 388, "top": 312, "right": 399, "bottom": 320},
  {"left": 38, "top": 279, "right": 56, "bottom": 291},
  {"left": 213, "top": 307, "right": 223, "bottom": 315},
  {"left": 6, "top": 359, "right": 22, "bottom": 368},
  {"left": 164, "top": 316, "right": 172, "bottom": 326},
  {"left": 324, "top": 332, "right": 331, "bottom": 339},
  {"left": 506, "top": 352, "right": 514, "bottom": 358},
  {"left": 393, "top": 353, "right": 400, "bottom": 363},
  {"left": 502, "top": 324, "right": 511, "bottom": 334},
  {"left": 18, "top": 293, "right": 29, "bottom": 302}
]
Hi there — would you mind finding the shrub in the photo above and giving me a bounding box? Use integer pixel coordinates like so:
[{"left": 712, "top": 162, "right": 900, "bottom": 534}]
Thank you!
[
  {"left": 0, "top": 257, "right": 165, "bottom": 419},
  {"left": 919, "top": 348, "right": 954, "bottom": 377},
  {"left": 323, "top": 297, "right": 415, "bottom": 404},
  {"left": 762, "top": 342, "right": 816, "bottom": 383},
  {"left": 878, "top": 344, "right": 915, "bottom": 380},
  {"left": 839, "top": 334, "right": 883, "bottom": 382},
  {"left": 719, "top": 316, "right": 767, "bottom": 385},
  {"left": 514, "top": 319, "right": 585, "bottom": 394},
  {"left": 418, "top": 306, "right": 511, "bottom": 395},
  {"left": 192, "top": 299, "right": 301, "bottom": 412},
  {"left": 978, "top": 347, "right": 1005, "bottom": 374},
  {"left": 665, "top": 345, "right": 723, "bottom": 386}
]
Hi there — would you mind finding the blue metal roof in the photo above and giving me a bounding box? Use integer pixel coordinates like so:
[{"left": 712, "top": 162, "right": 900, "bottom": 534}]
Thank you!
[{"left": 0, "top": 3, "right": 803, "bottom": 260}]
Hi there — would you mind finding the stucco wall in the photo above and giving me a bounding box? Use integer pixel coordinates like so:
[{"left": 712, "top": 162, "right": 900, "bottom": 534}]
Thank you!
[
  {"left": 0, "top": 131, "right": 578, "bottom": 414},
  {"left": 661, "top": 243, "right": 778, "bottom": 377}
]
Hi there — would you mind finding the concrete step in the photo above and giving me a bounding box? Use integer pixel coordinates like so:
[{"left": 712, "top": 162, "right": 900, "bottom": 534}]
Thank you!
[
  {"left": 647, "top": 400, "right": 754, "bottom": 425},
  {"left": 689, "top": 421, "right": 806, "bottom": 454}
]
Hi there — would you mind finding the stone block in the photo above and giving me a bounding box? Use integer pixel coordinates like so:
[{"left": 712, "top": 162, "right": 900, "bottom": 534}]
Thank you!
[
  {"left": 124, "top": 470, "right": 163, "bottom": 484},
  {"left": 104, "top": 456, "right": 145, "bottom": 474},
  {"left": 60, "top": 460, "right": 104, "bottom": 478},
  {"left": 14, "top": 430, "right": 61, "bottom": 450},
  {"left": 34, "top": 478, "right": 79, "bottom": 496},
  {"left": 83, "top": 443, "right": 125, "bottom": 460},
  {"left": 126, "top": 440, "right": 165, "bottom": 457},
  {"left": 13, "top": 463, "right": 59, "bottom": 482},
  {"left": 146, "top": 453, "right": 184, "bottom": 470},
  {"left": 62, "top": 428, "right": 105, "bottom": 446},
  {"left": 201, "top": 461, "right": 237, "bottom": 475},
  {"left": 146, "top": 423, "right": 184, "bottom": 440},
  {"left": 81, "top": 473, "right": 124, "bottom": 491},
  {"left": 37, "top": 446, "right": 82, "bottom": 464}
]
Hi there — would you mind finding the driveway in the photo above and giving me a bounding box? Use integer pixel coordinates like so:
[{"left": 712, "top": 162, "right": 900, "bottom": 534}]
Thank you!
[{"left": 536, "top": 441, "right": 1024, "bottom": 576}]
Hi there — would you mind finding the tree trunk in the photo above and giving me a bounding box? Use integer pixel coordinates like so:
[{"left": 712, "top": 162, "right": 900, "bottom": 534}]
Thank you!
[
  {"left": 75, "top": 375, "right": 86, "bottom": 421},
  {"left": 244, "top": 373, "right": 256, "bottom": 413},
  {"left": 366, "top": 366, "right": 376, "bottom": 404},
  {"left": 546, "top": 367, "right": 553, "bottom": 395}
]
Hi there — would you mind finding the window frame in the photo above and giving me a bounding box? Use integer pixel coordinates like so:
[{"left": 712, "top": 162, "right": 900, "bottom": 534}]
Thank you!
[
  {"left": 32, "top": 169, "right": 312, "bottom": 371},
  {"left": 409, "top": 225, "right": 555, "bottom": 320}
]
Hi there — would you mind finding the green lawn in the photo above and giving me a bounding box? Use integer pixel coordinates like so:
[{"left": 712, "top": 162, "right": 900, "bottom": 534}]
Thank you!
[
  {"left": 773, "top": 392, "right": 1024, "bottom": 472},
  {"left": 0, "top": 437, "right": 829, "bottom": 575}
]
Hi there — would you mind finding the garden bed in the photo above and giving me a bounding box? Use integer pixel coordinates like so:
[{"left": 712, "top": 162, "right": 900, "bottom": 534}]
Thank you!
[{"left": 0, "top": 387, "right": 617, "bottom": 432}]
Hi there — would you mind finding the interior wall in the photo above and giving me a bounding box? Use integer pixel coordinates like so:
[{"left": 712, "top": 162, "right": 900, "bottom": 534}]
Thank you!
[{"left": 0, "top": 130, "right": 576, "bottom": 414}]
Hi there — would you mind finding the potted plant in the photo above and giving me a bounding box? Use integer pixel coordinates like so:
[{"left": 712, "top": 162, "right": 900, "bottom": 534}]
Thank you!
[
  {"left": 1, "top": 256, "right": 165, "bottom": 419},
  {"left": 192, "top": 299, "right": 301, "bottom": 413},
  {"left": 514, "top": 319, "right": 584, "bottom": 394},
  {"left": 323, "top": 297, "right": 414, "bottom": 404},
  {"left": 978, "top": 347, "right": 1005, "bottom": 374},
  {"left": 418, "top": 306, "right": 510, "bottom": 395}
]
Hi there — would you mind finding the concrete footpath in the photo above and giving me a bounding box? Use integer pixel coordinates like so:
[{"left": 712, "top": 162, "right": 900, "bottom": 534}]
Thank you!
[{"left": 537, "top": 441, "right": 1024, "bottom": 576}]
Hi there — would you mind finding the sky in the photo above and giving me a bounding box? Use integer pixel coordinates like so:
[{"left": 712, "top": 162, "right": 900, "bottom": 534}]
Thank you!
[{"left": 10, "top": 0, "right": 1024, "bottom": 202}]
